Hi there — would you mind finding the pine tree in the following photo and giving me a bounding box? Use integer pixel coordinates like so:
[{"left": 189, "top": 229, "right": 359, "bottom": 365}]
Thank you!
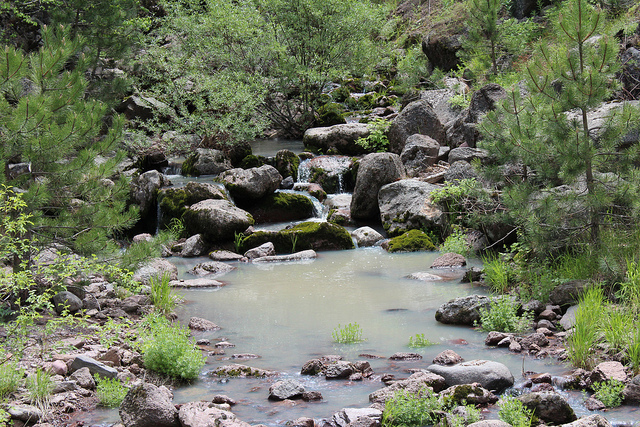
[
  {"left": 466, "top": 0, "right": 501, "bottom": 74},
  {"left": 0, "top": 25, "right": 138, "bottom": 258},
  {"left": 479, "top": 0, "right": 640, "bottom": 253}
]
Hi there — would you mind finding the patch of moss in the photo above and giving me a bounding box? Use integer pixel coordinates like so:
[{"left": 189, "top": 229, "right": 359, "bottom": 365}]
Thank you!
[
  {"left": 240, "top": 154, "right": 265, "bottom": 169},
  {"left": 248, "top": 192, "right": 314, "bottom": 223},
  {"left": 181, "top": 155, "right": 200, "bottom": 177},
  {"left": 241, "top": 221, "right": 354, "bottom": 253},
  {"left": 275, "top": 150, "right": 300, "bottom": 178},
  {"left": 316, "top": 103, "right": 346, "bottom": 127},
  {"left": 158, "top": 188, "right": 189, "bottom": 224},
  {"left": 387, "top": 229, "right": 435, "bottom": 253}
]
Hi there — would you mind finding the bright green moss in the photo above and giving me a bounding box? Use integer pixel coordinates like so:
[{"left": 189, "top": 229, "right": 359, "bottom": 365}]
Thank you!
[{"left": 387, "top": 230, "right": 435, "bottom": 253}]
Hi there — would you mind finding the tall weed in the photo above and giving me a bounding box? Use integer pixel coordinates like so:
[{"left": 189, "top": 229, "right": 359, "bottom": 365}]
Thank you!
[
  {"left": 150, "top": 273, "right": 180, "bottom": 315},
  {"left": 567, "top": 286, "right": 605, "bottom": 369},
  {"left": 482, "top": 254, "right": 512, "bottom": 294},
  {"left": 0, "top": 361, "right": 23, "bottom": 399}
]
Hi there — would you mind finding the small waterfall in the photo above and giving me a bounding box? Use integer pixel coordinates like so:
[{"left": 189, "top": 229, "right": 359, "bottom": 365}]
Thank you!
[
  {"left": 277, "top": 189, "right": 324, "bottom": 218},
  {"left": 297, "top": 155, "right": 352, "bottom": 194}
]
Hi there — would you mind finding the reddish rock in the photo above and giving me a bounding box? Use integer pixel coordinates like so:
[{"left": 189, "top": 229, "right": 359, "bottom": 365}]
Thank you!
[
  {"left": 432, "top": 350, "right": 463, "bottom": 365},
  {"left": 430, "top": 252, "right": 467, "bottom": 268}
]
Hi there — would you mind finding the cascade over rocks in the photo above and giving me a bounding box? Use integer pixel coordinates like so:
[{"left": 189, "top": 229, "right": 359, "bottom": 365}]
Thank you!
[
  {"left": 435, "top": 295, "right": 491, "bottom": 325},
  {"left": 302, "top": 123, "right": 370, "bottom": 155},
  {"left": 181, "top": 148, "right": 233, "bottom": 177},
  {"left": 388, "top": 99, "right": 446, "bottom": 154},
  {"left": 427, "top": 360, "right": 514, "bottom": 393},
  {"left": 120, "top": 382, "right": 180, "bottom": 427},
  {"left": 219, "top": 165, "right": 282, "bottom": 201},
  {"left": 400, "top": 134, "right": 440, "bottom": 177},
  {"left": 351, "top": 153, "right": 406, "bottom": 219},
  {"left": 183, "top": 199, "right": 254, "bottom": 242},
  {"left": 378, "top": 179, "right": 443, "bottom": 236}
]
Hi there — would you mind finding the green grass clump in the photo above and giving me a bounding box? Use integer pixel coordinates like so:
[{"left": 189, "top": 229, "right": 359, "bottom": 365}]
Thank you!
[
  {"left": 567, "top": 286, "right": 605, "bottom": 370},
  {"left": 149, "top": 273, "right": 180, "bottom": 315},
  {"left": 382, "top": 388, "right": 441, "bottom": 427},
  {"left": 482, "top": 253, "right": 512, "bottom": 293},
  {"left": 592, "top": 379, "right": 625, "bottom": 408},
  {"left": 407, "top": 333, "right": 437, "bottom": 348},
  {"left": 142, "top": 314, "right": 205, "bottom": 381},
  {"left": 498, "top": 396, "right": 533, "bottom": 427},
  {"left": 95, "top": 375, "right": 128, "bottom": 407},
  {"left": 478, "top": 295, "right": 533, "bottom": 333},
  {"left": 0, "top": 361, "right": 23, "bottom": 399},
  {"left": 26, "top": 368, "right": 54, "bottom": 409},
  {"left": 332, "top": 322, "right": 364, "bottom": 344}
]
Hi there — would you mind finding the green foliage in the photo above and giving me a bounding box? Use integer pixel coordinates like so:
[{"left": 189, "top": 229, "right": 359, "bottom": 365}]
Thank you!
[
  {"left": 290, "top": 233, "right": 299, "bottom": 253},
  {"left": 332, "top": 322, "right": 364, "bottom": 344},
  {"left": 149, "top": 273, "right": 180, "bottom": 315},
  {"left": 407, "top": 333, "right": 437, "bottom": 348},
  {"left": 617, "top": 259, "right": 640, "bottom": 307},
  {"left": 0, "top": 360, "right": 23, "bottom": 400},
  {"left": 394, "top": 45, "right": 430, "bottom": 91},
  {"left": 141, "top": 314, "right": 205, "bottom": 381},
  {"left": 479, "top": 295, "right": 533, "bottom": 333},
  {"left": 482, "top": 253, "right": 513, "bottom": 294},
  {"left": 356, "top": 119, "right": 391, "bottom": 152},
  {"left": 464, "top": 0, "right": 501, "bottom": 74},
  {"left": 628, "top": 327, "right": 640, "bottom": 375},
  {"left": 26, "top": 368, "right": 54, "bottom": 408},
  {"left": 567, "top": 286, "right": 605, "bottom": 369},
  {"left": 95, "top": 375, "right": 128, "bottom": 408},
  {"left": 440, "top": 227, "right": 473, "bottom": 257},
  {"left": 592, "top": 379, "right": 625, "bottom": 408},
  {"left": 499, "top": 18, "right": 544, "bottom": 58},
  {"left": 498, "top": 396, "right": 534, "bottom": 427},
  {"left": 387, "top": 230, "right": 435, "bottom": 253},
  {"left": 234, "top": 232, "right": 245, "bottom": 254},
  {"left": 382, "top": 388, "right": 441, "bottom": 427},
  {"left": 430, "top": 178, "right": 483, "bottom": 227}
]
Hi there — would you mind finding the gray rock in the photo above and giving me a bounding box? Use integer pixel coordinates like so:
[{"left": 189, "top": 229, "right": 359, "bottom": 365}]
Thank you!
[
  {"left": 301, "top": 359, "right": 326, "bottom": 376},
  {"left": 133, "top": 233, "right": 153, "bottom": 243},
  {"left": 178, "top": 401, "right": 250, "bottom": 427},
  {"left": 169, "top": 278, "right": 225, "bottom": 288},
  {"left": 591, "top": 361, "right": 627, "bottom": 383},
  {"left": 351, "top": 153, "right": 406, "bottom": 220},
  {"left": 120, "top": 382, "right": 179, "bottom": 427},
  {"left": 378, "top": 179, "right": 443, "bottom": 236},
  {"left": 443, "top": 160, "right": 480, "bottom": 183},
  {"left": 70, "top": 355, "right": 118, "bottom": 379},
  {"left": 188, "top": 261, "right": 236, "bottom": 277},
  {"left": 623, "top": 374, "right": 640, "bottom": 403},
  {"left": 209, "top": 250, "right": 245, "bottom": 261},
  {"left": 559, "top": 305, "right": 578, "bottom": 330},
  {"left": 268, "top": 379, "right": 305, "bottom": 400},
  {"left": 252, "top": 250, "right": 317, "bottom": 263},
  {"left": 7, "top": 404, "right": 42, "bottom": 424},
  {"left": 133, "top": 258, "right": 178, "bottom": 286},
  {"left": 448, "top": 147, "right": 490, "bottom": 164},
  {"left": 332, "top": 408, "right": 382, "bottom": 427},
  {"left": 406, "top": 272, "right": 443, "bottom": 282},
  {"left": 420, "top": 88, "right": 461, "bottom": 125},
  {"left": 303, "top": 123, "right": 370, "bottom": 155},
  {"left": 549, "top": 280, "right": 590, "bottom": 306},
  {"left": 439, "top": 383, "right": 498, "bottom": 405},
  {"left": 431, "top": 252, "right": 467, "bottom": 268},
  {"left": 184, "top": 199, "right": 254, "bottom": 242},
  {"left": 184, "top": 148, "right": 233, "bottom": 176},
  {"left": 181, "top": 234, "right": 207, "bottom": 257},
  {"left": 209, "top": 364, "right": 276, "bottom": 378},
  {"left": 518, "top": 391, "right": 576, "bottom": 425},
  {"left": 400, "top": 134, "right": 440, "bottom": 177},
  {"left": 325, "top": 361, "right": 355, "bottom": 379},
  {"left": 559, "top": 414, "right": 612, "bottom": 427},
  {"left": 427, "top": 359, "right": 514, "bottom": 393},
  {"left": 291, "top": 417, "right": 315, "bottom": 427},
  {"left": 52, "top": 291, "right": 83, "bottom": 314},
  {"left": 432, "top": 350, "right": 463, "bottom": 365},
  {"left": 435, "top": 295, "right": 491, "bottom": 325},
  {"left": 244, "top": 242, "right": 276, "bottom": 260},
  {"left": 467, "top": 421, "right": 512, "bottom": 427},
  {"left": 52, "top": 380, "right": 79, "bottom": 394},
  {"left": 389, "top": 352, "right": 422, "bottom": 361},
  {"left": 119, "top": 95, "right": 173, "bottom": 122},
  {"left": 188, "top": 317, "right": 220, "bottom": 331},
  {"left": 351, "top": 226, "right": 384, "bottom": 247},
  {"left": 130, "top": 170, "right": 171, "bottom": 217},
  {"left": 369, "top": 371, "right": 446, "bottom": 404},
  {"left": 388, "top": 99, "right": 446, "bottom": 153},
  {"left": 219, "top": 165, "right": 282, "bottom": 200}
]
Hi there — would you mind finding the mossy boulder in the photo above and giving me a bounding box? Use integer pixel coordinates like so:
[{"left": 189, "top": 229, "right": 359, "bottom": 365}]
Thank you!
[
  {"left": 183, "top": 199, "right": 254, "bottom": 243},
  {"left": 316, "top": 103, "right": 346, "bottom": 127},
  {"left": 240, "top": 221, "right": 354, "bottom": 253},
  {"left": 239, "top": 154, "right": 266, "bottom": 169},
  {"left": 247, "top": 192, "right": 314, "bottom": 223},
  {"left": 387, "top": 230, "right": 435, "bottom": 253},
  {"left": 275, "top": 150, "right": 300, "bottom": 179},
  {"left": 158, "top": 182, "right": 227, "bottom": 226},
  {"left": 181, "top": 148, "right": 233, "bottom": 177}
]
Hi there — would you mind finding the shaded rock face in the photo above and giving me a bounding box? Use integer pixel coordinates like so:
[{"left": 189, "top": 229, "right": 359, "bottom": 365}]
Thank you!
[
  {"left": 119, "top": 382, "right": 179, "bottom": 427},
  {"left": 421, "top": 33, "right": 463, "bottom": 72},
  {"left": 621, "top": 48, "right": 640, "bottom": 100},
  {"left": 518, "top": 391, "right": 577, "bottom": 425},
  {"left": 378, "top": 179, "right": 443, "bottom": 236},
  {"left": 448, "top": 147, "right": 490, "bottom": 164},
  {"left": 351, "top": 153, "right": 406, "bottom": 220},
  {"left": 241, "top": 221, "right": 354, "bottom": 253},
  {"left": 549, "top": 280, "right": 590, "bottom": 306},
  {"left": 435, "top": 295, "right": 491, "bottom": 325},
  {"left": 427, "top": 360, "right": 515, "bottom": 393},
  {"left": 302, "top": 123, "right": 370, "bottom": 155},
  {"left": 400, "top": 134, "right": 440, "bottom": 177},
  {"left": 182, "top": 148, "right": 233, "bottom": 176},
  {"left": 219, "top": 165, "right": 283, "bottom": 201},
  {"left": 183, "top": 199, "right": 254, "bottom": 243},
  {"left": 131, "top": 170, "right": 171, "bottom": 219},
  {"left": 388, "top": 100, "right": 446, "bottom": 154}
]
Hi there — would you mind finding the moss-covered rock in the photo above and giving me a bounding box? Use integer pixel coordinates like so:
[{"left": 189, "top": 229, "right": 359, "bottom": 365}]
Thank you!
[
  {"left": 158, "top": 182, "right": 227, "bottom": 226},
  {"left": 316, "top": 103, "right": 346, "bottom": 127},
  {"left": 275, "top": 150, "right": 300, "bottom": 179},
  {"left": 247, "top": 192, "right": 314, "bottom": 223},
  {"left": 387, "top": 230, "right": 435, "bottom": 253},
  {"left": 240, "top": 154, "right": 266, "bottom": 169},
  {"left": 240, "top": 221, "right": 354, "bottom": 253}
]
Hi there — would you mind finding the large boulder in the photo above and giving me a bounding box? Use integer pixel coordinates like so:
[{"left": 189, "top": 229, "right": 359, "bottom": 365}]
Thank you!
[
  {"left": 388, "top": 100, "right": 446, "bottom": 154},
  {"left": 518, "top": 391, "right": 577, "bottom": 425},
  {"left": 351, "top": 153, "right": 406, "bottom": 220},
  {"left": 435, "top": 295, "right": 491, "bottom": 325},
  {"left": 245, "top": 192, "right": 315, "bottom": 223},
  {"left": 421, "top": 34, "right": 463, "bottom": 72},
  {"left": 332, "top": 408, "right": 382, "bottom": 427},
  {"left": 52, "top": 291, "right": 83, "bottom": 314},
  {"left": 427, "top": 360, "right": 514, "bottom": 393},
  {"left": 302, "top": 123, "right": 370, "bottom": 155},
  {"left": 219, "top": 165, "right": 282, "bottom": 201},
  {"left": 240, "top": 221, "right": 354, "bottom": 253},
  {"left": 158, "top": 181, "right": 227, "bottom": 224},
  {"left": 275, "top": 149, "right": 300, "bottom": 179},
  {"left": 549, "top": 280, "right": 590, "bottom": 306},
  {"left": 130, "top": 170, "right": 171, "bottom": 218},
  {"left": 119, "top": 382, "right": 179, "bottom": 427},
  {"left": 400, "top": 134, "right": 440, "bottom": 177},
  {"left": 378, "top": 179, "right": 444, "bottom": 236},
  {"left": 183, "top": 199, "right": 254, "bottom": 243},
  {"left": 447, "top": 83, "right": 507, "bottom": 148},
  {"left": 623, "top": 374, "right": 640, "bottom": 403},
  {"left": 181, "top": 148, "right": 233, "bottom": 177},
  {"left": 133, "top": 258, "right": 178, "bottom": 286}
]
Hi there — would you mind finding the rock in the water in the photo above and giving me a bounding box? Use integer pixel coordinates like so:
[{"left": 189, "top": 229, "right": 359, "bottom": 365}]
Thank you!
[
  {"left": 302, "top": 123, "right": 370, "bottom": 155},
  {"left": 427, "top": 359, "right": 514, "bottom": 393},
  {"left": 187, "top": 261, "right": 236, "bottom": 277},
  {"left": 181, "top": 148, "right": 233, "bottom": 176},
  {"left": 181, "top": 234, "right": 207, "bottom": 257},
  {"left": 178, "top": 401, "right": 249, "bottom": 427},
  {"left": 432, "top": 350, "right": 463, "bottom": 365},
  {"left": 120, "top": 382, "right": 179, "bottom": 427},
  {"left": 219, "top": 165, "right": 282, "bottom": 201},
  {"left": 467, "top": 421, "right": 512, "bottom": 427},
  {"left": 169, "top": 278, "right": 224, "bottom": 288},
  {"left": 189, "top": 317, "right": 220, "bottom": 331},
  {"left": 244, "top": 242, "right": 276, "bottom": 260},
  {"left": 378, "top": 179, "right": 443, "bottom": 236},
  {"left": 389, "top": 352, "right": 422, "bottom": 361},
  {"left": 332, "top": 408, "right": 382, "bottom": 427},
  {"left": 351, "top": 153, "right": 406, "bottom": 220},
  {"left": 591, "top": 361, "right": 627, "bottom": 383},
  {"left": 400, "top": 134, "right": 440, "bottom": 177},
  {"left": 388, "top": 99, "right": 446, "bottom": 154},
  {"left": 240, "top": 221, "right": 354, "bottom": 252},
  {"left": 133, "top": 258, "right": 178, "bottom": 286},
  {"left": 430, "top": 252, "right": 467, "bottom": 268},
  {"left": 183, "top": 199, "right": 254, "bottom": 242},
  {"left": 70, "top": 355, "right": 118, "bottom": 379},
  {"left": 369, "top": 371, "right": 446, "bottom": 404},
  {"left": 52, "top": 291, "right": 83, "bottom": 314},
  {"left": 518, "top": 391, "right": 577, "bottom": 425},
  {"left": 351, "top": 226, "right": 384, "bottom": 247},
  {"left": 130, "top": 170, "right": 171, "bottom": 218},
  {"left": 252, "top": 250, "right": 317, "bottom": 263},
  {"left": 158, "top": 181, "right": 227, "bottom": 224},
  {"left": 439, "top": 383, "right": 498, "bottom": 405},
  {"left": 209, "top": 250, "right": 245, "bottom": 261},
  {"left": 325, "top": 361, "right": 355, "bottom": 379},
  {"left": 435, "top": 295, "right": 491, "bottom": 325},
  {"left": 268, "top": 379, "right": 305, "bottom": 400},
  {"left": 623, "top": 374, "right": 640, "bottom": 403},
  {"left": 209, "top": 364, "right": 276, "bottom": 378},
  {"left": 301, "top": 359, "right": 326, "bottom": 376},
  {"left": 406, "top": 272, "right": 443, "bottom": 282}
]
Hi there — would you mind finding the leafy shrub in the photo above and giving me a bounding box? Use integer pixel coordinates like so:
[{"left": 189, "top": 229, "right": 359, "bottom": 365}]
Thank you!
[
  {"left": 478, "top": 296, "right": 533, "bottom": 333},
  {"left": 356, "top": 119, "right": 391, "bottom": 152},
  {"left": 0, "top": 361, "right": 23, "bottom": 399},
  {"left": 498, "top": 396, "right": 533, "bottom": 427},
  {"left": 332, "top": 322, "right": 364, "bottom": 344},
  {"left": 440, "top": 227, "right": 473, "bottom": 257},
  {"left": 142, "top": 314, "right": 205, "bottom": 381},
  {"left": 95, "top": 375, "right": 128, "bottom": 407},
  {"left": 382, "top": 388, "right": 440, "bottom": 427},
  {"left": 408, "top": 333, "right": 437, "bottom": 348},
  {"left": 592, "top": 379, "right": 625, "bottom": 408}
]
